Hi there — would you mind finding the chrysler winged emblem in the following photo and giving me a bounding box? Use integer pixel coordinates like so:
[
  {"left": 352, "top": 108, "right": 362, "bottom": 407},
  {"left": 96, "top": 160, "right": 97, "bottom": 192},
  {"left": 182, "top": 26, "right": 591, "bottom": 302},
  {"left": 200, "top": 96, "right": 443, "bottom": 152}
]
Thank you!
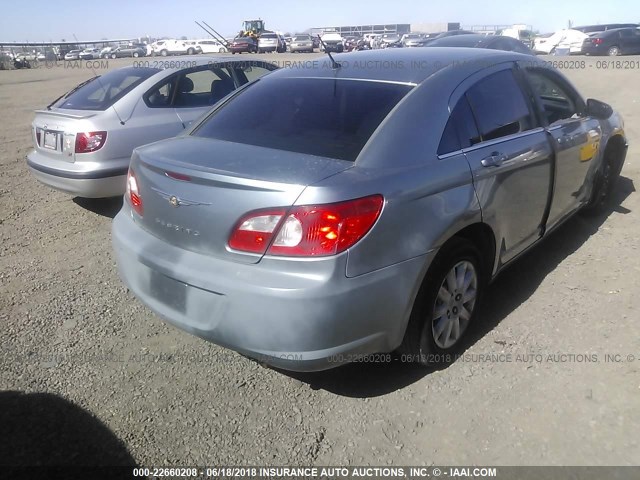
[{"left": 151, "top": 187, "right": 212, "bottom": 208}]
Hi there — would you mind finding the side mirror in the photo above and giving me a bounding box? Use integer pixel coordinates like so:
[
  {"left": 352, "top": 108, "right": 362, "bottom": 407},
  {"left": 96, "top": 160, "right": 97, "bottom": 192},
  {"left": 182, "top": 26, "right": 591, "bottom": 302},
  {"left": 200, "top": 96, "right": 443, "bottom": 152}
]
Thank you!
[{"left": 586, "top": 98, "right": 613, "bottom": 120}]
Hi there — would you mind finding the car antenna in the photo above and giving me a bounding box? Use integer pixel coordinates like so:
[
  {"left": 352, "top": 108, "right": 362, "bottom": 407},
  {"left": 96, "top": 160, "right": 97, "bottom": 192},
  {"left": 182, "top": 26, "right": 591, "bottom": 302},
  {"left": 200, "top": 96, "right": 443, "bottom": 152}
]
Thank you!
[
  {"left": 72, "top": 33, "right": 126, "bottom": 125},
  {"left": 317, "top": 35, "right": 341, "bottom": 69}
]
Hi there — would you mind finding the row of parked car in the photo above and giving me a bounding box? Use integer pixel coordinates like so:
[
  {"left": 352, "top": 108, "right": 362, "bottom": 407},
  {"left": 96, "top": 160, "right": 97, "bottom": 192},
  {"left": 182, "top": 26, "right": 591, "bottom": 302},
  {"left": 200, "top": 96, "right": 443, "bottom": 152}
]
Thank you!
[
  {"left": 533, "top": 23, "right": 640, "bottom": 56},
  {"left": 61, "top": 39, "right": 230, "bottom": 61},
  {"left": 26, "top": 48, "right": 626, "bottom": 371}
]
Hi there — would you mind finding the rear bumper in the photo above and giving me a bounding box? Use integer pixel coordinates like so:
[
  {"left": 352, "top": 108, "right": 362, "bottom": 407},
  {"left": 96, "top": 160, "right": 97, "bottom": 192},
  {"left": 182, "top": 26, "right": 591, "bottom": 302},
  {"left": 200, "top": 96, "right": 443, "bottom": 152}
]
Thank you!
[
  {"left": 112, "top": 209, "right": 431, "bottom": 371},
  {"left": 581, "top": 45, "right": 606, "bottom": 55},
  {"left": 26, "top": 149, "right": 128, "bottom": 198}
]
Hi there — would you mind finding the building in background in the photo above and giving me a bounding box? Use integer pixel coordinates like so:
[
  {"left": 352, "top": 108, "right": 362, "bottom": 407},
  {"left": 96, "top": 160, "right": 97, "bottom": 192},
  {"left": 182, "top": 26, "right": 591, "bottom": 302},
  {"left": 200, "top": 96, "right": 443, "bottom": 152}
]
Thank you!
[
  {"left": 309, "top": 24, "right": 411, "bottom": 37},
  {"left": 409, "top": 22, "right": 461, "bottom": 34},
  {"left": 464, "top": 24, "right": 533, "bottom": 35}
]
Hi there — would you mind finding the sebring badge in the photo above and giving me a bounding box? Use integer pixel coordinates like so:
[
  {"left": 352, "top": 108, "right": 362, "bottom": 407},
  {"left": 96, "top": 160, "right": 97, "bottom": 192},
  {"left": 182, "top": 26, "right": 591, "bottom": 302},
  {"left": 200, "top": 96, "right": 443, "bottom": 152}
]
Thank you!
[{"left": 150, "top": 187, "right": 212, "bottom": 208}]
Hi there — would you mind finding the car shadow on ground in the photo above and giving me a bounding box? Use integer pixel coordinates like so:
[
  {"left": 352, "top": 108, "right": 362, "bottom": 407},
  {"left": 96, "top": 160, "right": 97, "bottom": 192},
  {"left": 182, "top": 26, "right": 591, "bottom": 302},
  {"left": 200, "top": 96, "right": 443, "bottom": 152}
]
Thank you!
[
  {"left": 0, "top": 390, "right": 137, "bottom": 472},
  {"left": 73, "top": 196, "right": 123, "bottom": 219},
  {"left": 285, "top": 176, "right": 635, "bottom": 398}
]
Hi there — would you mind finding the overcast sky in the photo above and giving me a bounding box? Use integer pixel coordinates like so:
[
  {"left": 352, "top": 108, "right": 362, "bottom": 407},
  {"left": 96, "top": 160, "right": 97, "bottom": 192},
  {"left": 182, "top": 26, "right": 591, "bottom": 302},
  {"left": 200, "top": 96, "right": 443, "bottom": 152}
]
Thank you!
[{"left": 1, "top": 0, "right": 638, "bottom": 41}]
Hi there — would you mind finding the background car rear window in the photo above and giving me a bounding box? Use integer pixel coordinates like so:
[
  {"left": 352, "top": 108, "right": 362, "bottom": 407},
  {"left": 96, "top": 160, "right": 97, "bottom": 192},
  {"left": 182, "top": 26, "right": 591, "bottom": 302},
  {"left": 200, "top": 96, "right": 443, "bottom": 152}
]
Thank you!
[
  {"left": 55, "top": 67, "right": 159, "bottom": 111},
  {"left": 466, "top": 69, "right": 534, "bottom": 141},
  {"left": 193, "top": 78, "right": 412, "bottom": 161}
]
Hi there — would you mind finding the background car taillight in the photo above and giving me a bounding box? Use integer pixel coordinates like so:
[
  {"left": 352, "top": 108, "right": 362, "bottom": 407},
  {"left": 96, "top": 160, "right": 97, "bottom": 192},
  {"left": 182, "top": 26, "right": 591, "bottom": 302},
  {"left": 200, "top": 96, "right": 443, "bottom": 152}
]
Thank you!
[
  {"left": 592, "top": 38, "right": 603, "bottom": 45},
  {"left": 75, "top": 131, "right": 107, "bottom": 153},
  {"left": 229, "top": 195, "right": 384, "bottom": 257},
  {"left": 126, "top": 169, "right": 143, "bottom": 216}
]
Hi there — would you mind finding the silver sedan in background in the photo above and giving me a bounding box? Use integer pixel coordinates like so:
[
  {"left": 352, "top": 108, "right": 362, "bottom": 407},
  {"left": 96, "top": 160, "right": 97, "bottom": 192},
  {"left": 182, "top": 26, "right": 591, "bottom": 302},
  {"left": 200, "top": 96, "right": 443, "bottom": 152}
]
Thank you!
[
  {"left": 289, "top": 35, "right": 314, "bottom": 53},
  {"left": 26, "top": 57, "right": 278, "bottom": 198},
  {"left": 112, "top": 48, "right": 627, "bottom": 371}
]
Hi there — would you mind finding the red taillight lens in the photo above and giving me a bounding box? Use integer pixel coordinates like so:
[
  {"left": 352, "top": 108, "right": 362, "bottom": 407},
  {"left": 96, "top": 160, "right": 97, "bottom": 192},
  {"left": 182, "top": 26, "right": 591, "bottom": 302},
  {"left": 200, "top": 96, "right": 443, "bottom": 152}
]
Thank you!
[
  {"left": 75, "top": 131, "right": 107, "bottom": 153},
  {"left": 593, "top": 38, "right": 603, "bottom": 45},
  {"left": 126, "top": 169, "right": 143, "bottom": 216},
  {"left": 228, "top": 195, "right": 384, "bottom": 257}
]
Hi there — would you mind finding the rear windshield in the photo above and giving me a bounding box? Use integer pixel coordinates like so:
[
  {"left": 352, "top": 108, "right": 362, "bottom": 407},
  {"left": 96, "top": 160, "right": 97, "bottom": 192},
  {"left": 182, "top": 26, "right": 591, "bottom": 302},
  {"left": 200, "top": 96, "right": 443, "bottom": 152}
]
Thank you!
[
  {"left": 294, "top": 36, "right": 310, "bottom": 41},
  {"left": 55, "top": 67, "right": 159, "bottom": 111},
  {"left": 193, "top": 78, "right": 412, "bottom": 161}
]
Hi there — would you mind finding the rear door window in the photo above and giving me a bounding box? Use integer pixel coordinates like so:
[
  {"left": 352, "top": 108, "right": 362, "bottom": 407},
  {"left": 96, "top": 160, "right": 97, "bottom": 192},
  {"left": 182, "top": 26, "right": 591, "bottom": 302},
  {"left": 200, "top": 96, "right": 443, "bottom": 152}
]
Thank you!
[
  {"left": 466, "top": 69, "right": 535, "bottom": 142},
  {"left": 145, "top": 77, "right": 176, "bottom": 107},
  {"left": 232, "top": 63, "right": 275, "bottom": 84},
  {"left": 193, "top": 78, "right": 412, "bottom": 161},
  {"left": 173, "top": 67, "right": 237, "bottom": 107}
]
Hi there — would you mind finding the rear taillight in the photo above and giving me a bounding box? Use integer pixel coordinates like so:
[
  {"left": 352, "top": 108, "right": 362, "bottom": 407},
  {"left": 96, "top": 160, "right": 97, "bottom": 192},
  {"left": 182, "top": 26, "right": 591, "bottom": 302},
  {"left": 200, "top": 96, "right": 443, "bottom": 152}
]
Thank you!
[
  {"left": 35, "top": 129, "right": 41, "bottom": 146},
  {"left": 228, "top": 195, "right": 384, "bottom": 257},
  {"left": 75, "top": 131, "right": 107, "bottom": 153},
  {"left": 126, "top": 169, "right": 143, "bottom": 216},
  {"left": 592, "top": 38, "right": 603, "bottom": 45}
]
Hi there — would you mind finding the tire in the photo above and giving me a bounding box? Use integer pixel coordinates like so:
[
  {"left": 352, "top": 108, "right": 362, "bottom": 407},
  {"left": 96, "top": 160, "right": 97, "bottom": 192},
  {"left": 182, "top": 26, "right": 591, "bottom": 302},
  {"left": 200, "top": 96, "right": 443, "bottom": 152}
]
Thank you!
[
  {"left": 133, "top": 52, "right": 139, "bottom": 58},
  {"left": 607, "top": 45, "right": 621, "bottom": 56},
  {"left": 187, "top": 48, "right": 194, "bottom": 55},
  {"left": 399, "top": 238, "right": 485, "bottom": 367},
  {"left": 582, "top": 143, "right": 624, "bottom": 215},
  {"left": 111, "top": 53, "right": 117, "bottom": 59},
  {"left": 160, "top": 49, "right": 168, "bottom": 57}
]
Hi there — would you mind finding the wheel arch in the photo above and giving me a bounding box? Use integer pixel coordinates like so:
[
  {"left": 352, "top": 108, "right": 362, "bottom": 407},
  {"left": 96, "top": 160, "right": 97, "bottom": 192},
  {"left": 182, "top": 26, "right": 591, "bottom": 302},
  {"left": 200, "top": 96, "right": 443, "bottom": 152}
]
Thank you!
[
  {"left": 445, "top": 222, "right": 497, "bottom": 283},
  {"left": 396, "top": 222, "right": 496, "bottom": 358},
  {"left": 602, "top": 134, "right": 627, "bottom": 175}
]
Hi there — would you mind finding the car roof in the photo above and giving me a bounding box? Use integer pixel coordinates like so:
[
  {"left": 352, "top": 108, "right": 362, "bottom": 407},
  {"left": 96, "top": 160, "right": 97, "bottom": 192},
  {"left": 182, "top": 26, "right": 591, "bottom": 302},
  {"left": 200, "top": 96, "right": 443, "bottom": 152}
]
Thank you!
[
  {"left": 596, "top": 27, "right": 637, "bottom": 35},
  {"left": 270, "top": 47, "right": 528, "bottom": 85},
  {"left": 428, "top": 34, "right": 491, "bottom": 46}
]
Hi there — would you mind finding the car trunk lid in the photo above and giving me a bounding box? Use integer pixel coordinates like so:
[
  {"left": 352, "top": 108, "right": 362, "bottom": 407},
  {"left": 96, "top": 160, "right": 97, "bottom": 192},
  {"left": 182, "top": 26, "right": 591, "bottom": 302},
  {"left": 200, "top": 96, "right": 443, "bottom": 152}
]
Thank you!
[
  {"left": 32, "top": 108, "right": 101, "bottom": 162},
  {"left": 131, "top": 136, "right": 353, "bottom": 263}
]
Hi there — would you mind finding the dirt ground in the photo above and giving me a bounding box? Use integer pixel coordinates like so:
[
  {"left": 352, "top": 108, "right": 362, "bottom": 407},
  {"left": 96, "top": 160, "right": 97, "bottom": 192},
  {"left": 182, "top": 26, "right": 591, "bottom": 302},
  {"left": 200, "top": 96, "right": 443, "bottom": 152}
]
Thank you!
[{"left": 0, "top": 55, "right": 639, "bottom": 468}]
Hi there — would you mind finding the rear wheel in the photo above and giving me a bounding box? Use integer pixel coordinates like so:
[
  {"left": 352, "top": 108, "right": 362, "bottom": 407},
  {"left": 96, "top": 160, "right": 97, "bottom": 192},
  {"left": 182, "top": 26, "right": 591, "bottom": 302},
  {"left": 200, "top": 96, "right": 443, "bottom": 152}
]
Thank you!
[
  {"left": 187, "top": 48, "right": 195, "bottom": 55},
  {"left": 399, "top": 238, "right": 485, "bottom": 367},
  {"left": 133, "top": 52, "right": 139, "bottom": 58},
  {"left": 160, "top": 49, "right": 168, "bottom": 57},
  {"left": 111, "top": 53, "right": 117, "bottom": 59},
  {"left": 608, "top": 45, "right": 621, "bottom": 56}
]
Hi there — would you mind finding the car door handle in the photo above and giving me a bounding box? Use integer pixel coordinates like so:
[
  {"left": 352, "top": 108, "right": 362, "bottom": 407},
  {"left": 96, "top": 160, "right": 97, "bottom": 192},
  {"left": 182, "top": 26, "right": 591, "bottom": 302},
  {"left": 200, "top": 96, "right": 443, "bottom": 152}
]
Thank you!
[{"left": 481, "top": 152, "right": 507, "bottom": 168}]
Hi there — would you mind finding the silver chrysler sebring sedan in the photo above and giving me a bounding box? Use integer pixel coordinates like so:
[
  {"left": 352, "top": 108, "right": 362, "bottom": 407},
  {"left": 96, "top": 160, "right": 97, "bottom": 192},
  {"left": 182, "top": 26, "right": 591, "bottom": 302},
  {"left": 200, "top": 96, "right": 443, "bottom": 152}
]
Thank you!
[
  {"left": 112, "top": 48, "right": 627, "bottom": 371},
  {"left": 26, "top": 57, "right": 278, "bottom": 198}
]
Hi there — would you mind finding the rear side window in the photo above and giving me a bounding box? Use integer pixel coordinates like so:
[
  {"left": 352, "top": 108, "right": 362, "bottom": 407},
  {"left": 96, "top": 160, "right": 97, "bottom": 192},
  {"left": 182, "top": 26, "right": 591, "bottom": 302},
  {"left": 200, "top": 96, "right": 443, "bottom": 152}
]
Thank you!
[
  {"left": 438, "top": 96, "right": 480, "bottom": 155},
  {"left": 193, "top": 78, "right": 412, "bottom": 161},
  {"left": 55, "top": 67, "right": 159, "bottom": 110},
  {"left": 466, "top": 69, "right": 534, "bottom": 142}
]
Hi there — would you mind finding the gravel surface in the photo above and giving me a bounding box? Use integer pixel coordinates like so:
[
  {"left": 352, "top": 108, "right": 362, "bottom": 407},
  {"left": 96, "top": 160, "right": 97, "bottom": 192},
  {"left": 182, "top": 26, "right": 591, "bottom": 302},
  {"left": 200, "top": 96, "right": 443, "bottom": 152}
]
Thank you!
[{"left": 1, "top": 55, "right": 639, "bottom": 468}]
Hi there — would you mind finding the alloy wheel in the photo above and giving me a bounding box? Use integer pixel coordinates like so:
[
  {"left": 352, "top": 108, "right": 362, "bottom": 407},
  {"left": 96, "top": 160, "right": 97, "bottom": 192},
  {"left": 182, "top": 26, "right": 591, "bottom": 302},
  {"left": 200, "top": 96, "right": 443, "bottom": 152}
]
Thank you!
[{"left": 430, "top": 260, "right": 478, "bottom": 349}]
